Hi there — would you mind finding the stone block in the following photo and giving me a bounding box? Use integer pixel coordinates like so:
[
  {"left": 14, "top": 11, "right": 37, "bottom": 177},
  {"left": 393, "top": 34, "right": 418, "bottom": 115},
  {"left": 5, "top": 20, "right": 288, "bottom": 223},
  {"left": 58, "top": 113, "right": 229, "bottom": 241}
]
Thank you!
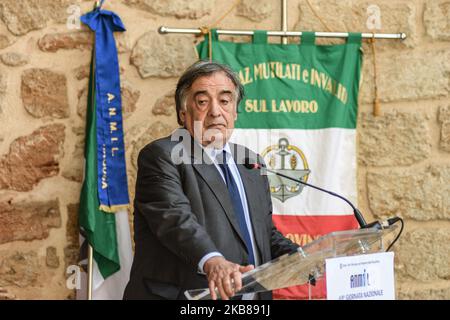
[
  {"left": 367, "top": 166, "right": 450, "bottom": 221},
  {"left": 123, "top": 0, "right": 213, "bottom": 19},
  {"left": 424, "top": 1, "right": 450, "bottom": 41},
  {"left": 0, "top": 199, "right": 61, "bottom": 244},
  {"left": 21, "top": 69, "right": 69, "bottom": 119},
  {"left": 236, "top": 0, "right": 274, "bottom": 22},
  {"left": 396, "top": 228, "right": 450, "bottom": 281},
  {"left": 0, "top": 124, "right": 65, "bottom": 191},
  {"left": 0, "top": 251, "right": 39, "bottom": 287},
  {"left": 130, "top": 32, "right": 197, "bottom": 78},
  {"left": 152, "top": 91, "right": 175, "bottom": 117},
  {"left": 358, "top": 112, "right": 431, "bottom": 166}
]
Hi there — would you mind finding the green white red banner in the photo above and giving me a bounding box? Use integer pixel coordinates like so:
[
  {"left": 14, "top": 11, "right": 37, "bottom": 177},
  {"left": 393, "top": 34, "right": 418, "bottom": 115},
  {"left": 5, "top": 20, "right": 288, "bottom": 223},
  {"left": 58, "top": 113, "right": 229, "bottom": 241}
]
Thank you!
[{"left": 198, "top": 30, "right": 362, "bottom": 299}]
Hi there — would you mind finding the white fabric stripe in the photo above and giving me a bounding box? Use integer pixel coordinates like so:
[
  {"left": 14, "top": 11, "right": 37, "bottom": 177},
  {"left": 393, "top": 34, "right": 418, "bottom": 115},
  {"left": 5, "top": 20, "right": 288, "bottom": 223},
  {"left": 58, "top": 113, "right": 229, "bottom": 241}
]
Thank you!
[{"left": 230, "top": 128, "right": 357, "bottom": 216}]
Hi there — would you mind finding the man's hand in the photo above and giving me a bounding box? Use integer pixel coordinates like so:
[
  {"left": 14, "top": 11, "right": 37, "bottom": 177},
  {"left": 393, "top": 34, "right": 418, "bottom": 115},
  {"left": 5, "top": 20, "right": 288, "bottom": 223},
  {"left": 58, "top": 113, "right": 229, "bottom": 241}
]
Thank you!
[{"left": 204, "top": 256, "right": 254, "bottom": 300}]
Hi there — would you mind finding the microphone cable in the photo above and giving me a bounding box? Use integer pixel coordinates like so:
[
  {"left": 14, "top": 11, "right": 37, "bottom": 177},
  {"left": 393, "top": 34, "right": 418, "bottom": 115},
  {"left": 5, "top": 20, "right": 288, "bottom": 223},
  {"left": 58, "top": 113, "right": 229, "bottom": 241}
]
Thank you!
[{"left": 385, "top": 217, "right": 404, "bottom": 252}]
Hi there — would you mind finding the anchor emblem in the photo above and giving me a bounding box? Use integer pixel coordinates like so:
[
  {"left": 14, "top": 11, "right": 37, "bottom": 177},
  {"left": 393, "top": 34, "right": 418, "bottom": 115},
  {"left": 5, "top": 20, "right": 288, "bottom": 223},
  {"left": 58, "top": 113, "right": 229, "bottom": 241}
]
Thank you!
[{"left": 261, "top": 138, "right": 310, "bottom": 202}]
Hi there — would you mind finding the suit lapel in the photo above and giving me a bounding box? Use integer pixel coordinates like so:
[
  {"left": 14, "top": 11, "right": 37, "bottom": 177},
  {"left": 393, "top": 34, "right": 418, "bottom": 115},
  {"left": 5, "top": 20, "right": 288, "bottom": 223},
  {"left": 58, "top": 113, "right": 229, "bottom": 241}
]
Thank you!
[
  {"left": 173, "top": 131, "right": 241, "bottom": 235},
  {"left": 188, "top": 139, "right": 266, "bottom": 261},
  {"left": 192, "top": 158, "right": 248, "bottom": 248}
]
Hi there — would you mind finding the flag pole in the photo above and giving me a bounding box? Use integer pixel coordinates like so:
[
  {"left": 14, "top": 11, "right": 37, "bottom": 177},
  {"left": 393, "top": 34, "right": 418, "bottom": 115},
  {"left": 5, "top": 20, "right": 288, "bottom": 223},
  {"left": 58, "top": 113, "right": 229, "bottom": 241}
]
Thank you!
[
  {"left": 87, "top": 0, "right": 98, "bottom": 301},
  {"left": 158, "top": 27, "right": 406, "bottom": 40},
  {"left": 87, "top": 244, "right": 93, "bottom": 300},
  {"left": 281, "top": 0, "right": 288, "bottom": 45}
]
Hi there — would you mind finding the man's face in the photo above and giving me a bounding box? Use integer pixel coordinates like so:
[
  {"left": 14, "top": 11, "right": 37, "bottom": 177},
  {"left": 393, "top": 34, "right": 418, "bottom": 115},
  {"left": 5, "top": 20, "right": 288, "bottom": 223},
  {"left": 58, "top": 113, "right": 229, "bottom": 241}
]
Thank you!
[{"left": 180, "top": 71, "right": 238, "bottom": 148}]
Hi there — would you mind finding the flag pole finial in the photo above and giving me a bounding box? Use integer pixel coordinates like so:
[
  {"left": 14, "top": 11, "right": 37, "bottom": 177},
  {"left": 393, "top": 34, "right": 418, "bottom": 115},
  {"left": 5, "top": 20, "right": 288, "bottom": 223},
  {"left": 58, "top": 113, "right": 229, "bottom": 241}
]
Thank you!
[{"left": 94, "top": 0, "right": 104, "bottom": 10}]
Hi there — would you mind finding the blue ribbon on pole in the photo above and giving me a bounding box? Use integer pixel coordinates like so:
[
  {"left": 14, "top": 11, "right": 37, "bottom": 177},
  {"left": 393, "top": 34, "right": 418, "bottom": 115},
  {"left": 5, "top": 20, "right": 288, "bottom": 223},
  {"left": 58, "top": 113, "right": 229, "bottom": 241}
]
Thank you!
[{"left": 81, "top": 9, "right": 129, "bottom": 211}]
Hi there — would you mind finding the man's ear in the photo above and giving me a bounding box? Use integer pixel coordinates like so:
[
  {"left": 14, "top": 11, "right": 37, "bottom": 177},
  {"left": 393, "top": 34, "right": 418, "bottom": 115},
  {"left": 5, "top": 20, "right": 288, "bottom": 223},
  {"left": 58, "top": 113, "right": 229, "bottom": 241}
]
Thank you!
[{"left": 179, "top": 110, "right": 186, "bottom": 124}]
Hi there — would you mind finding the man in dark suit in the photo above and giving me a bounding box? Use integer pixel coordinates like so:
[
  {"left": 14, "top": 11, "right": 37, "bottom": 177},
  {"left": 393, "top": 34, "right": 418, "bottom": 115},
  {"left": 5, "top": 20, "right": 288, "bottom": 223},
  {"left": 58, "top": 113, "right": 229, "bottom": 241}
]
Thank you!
[{"left": 123, "top": 60, "right": 299, "bottom": 300}]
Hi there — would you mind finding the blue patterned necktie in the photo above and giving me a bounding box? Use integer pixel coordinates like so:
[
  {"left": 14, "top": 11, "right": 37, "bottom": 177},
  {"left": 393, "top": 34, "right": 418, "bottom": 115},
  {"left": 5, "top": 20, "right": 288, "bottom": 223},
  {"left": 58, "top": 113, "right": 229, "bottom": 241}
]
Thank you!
[{"left": 217, "top": 151, "right": 255, "bottom": 266}]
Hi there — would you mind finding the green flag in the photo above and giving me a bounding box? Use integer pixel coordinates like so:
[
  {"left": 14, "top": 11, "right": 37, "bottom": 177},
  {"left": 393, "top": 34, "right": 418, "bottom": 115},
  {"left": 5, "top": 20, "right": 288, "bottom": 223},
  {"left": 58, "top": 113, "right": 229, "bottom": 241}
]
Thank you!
[
  {"left": 77, "top": 6, "right": 132, "bottom": 300},
  {"left": 79, "top": 54, "right": 120, "bottom": 279}
]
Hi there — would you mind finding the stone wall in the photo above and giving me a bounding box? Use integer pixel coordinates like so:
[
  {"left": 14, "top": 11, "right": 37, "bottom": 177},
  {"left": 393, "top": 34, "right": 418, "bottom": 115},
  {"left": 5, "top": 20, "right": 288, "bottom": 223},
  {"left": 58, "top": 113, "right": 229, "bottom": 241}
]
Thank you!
[{"left": 0, "top": 0, "right": 448, "bottom": 299}]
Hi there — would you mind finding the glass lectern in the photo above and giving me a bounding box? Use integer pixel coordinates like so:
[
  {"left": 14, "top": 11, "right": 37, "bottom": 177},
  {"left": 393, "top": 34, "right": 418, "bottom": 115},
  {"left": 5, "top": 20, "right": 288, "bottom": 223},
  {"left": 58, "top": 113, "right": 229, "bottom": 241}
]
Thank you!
[{"left": 185, "top": 226, "right": 397, "bottom": 300}]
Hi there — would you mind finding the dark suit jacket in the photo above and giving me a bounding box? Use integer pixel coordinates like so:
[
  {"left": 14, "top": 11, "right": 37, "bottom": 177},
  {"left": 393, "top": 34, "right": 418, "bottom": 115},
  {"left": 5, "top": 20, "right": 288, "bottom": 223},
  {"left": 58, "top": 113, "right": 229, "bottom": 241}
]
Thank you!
[{"left": 123, "top": 130, "right": 299, "bottom": 300}]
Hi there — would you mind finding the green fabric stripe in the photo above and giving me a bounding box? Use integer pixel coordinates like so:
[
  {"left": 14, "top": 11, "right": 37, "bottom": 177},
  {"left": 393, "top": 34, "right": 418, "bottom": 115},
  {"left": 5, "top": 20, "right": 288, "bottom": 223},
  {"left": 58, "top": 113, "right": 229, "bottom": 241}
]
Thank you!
[
  {"left": 253, "top": 30, "right": 268, "bottom": 44},
  {"left": 301, "top": 31, "right": 315, "bottom": 45},
  {"left": 78, "top": 53, "right": 120, "bottom": 279},
  {"left": 235, "top": 104, "right": 356, "bottom": 129},
  {"left": 347, "top": 32, "right": 362, "bottom": 44},
  {"left": 197, "top": 36, "right": 361, "bottom": 130}
]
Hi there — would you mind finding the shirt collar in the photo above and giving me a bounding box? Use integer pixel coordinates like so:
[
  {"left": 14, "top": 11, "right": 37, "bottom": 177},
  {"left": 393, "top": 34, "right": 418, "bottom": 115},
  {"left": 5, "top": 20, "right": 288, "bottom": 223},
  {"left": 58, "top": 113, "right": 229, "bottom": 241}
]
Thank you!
[{"left": 202, "top": 143, "right": 232, "bottom": 163}]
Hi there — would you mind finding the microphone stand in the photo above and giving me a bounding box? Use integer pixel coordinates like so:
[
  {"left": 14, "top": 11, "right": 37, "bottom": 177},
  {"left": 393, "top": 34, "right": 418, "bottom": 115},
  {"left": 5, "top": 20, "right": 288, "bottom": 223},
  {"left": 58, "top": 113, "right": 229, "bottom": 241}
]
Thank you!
[
  {"left": 258, "top": 166, "right": 370, "bottom": 228},
  {"left": 243, "top": 160, "right": 403, "bottom": 291}
]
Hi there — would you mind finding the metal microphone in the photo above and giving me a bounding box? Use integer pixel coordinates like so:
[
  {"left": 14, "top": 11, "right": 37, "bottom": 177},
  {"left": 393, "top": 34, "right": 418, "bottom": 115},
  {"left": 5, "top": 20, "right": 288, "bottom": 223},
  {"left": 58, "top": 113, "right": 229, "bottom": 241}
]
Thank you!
[{"left": 243, "top": 158, "right": 372, "bottom": 228}]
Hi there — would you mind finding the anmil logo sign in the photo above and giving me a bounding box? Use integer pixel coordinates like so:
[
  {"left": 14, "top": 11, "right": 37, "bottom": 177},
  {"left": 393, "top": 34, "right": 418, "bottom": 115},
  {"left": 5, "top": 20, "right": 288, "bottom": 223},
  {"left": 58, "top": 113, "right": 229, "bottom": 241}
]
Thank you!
[{"left": 325, "top": 252, "right": 395, "bottom": 300}]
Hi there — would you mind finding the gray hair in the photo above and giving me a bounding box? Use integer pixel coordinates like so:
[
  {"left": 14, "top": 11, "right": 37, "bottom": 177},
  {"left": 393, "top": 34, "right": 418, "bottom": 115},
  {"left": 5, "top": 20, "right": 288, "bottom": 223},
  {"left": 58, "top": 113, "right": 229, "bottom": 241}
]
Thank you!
[{"left": 175, "top": 60, "right": 244, "bottom": 125}]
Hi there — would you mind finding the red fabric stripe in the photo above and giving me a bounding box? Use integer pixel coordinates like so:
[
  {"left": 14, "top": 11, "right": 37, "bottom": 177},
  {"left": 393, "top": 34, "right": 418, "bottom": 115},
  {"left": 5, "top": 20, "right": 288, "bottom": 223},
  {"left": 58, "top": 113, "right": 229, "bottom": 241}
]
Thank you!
[{"left": 271, "top": 214, "right": 359, "bottom": 300}]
